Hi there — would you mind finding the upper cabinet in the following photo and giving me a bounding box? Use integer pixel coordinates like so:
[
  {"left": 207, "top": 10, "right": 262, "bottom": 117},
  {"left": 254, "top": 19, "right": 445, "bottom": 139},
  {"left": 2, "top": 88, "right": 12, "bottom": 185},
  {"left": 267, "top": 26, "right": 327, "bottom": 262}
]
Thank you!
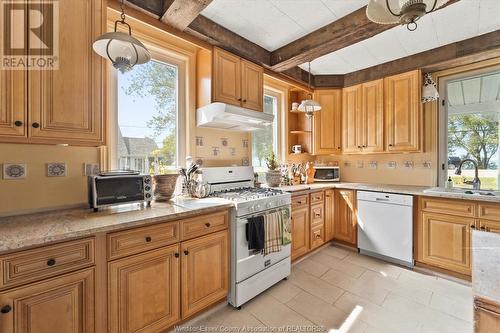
[
  {"left": 312, "top": 89, "right": 342, "bottom": 155},
  {"left": 384, "top": 70, "right": 422, "bottom": 152},
  {"left": 361, "top": 79, "right": 384, "bottom": 153},
  {"left": 342, "top": 84, "right": 363, "bottom": 154},
  {"left": 0, "top": 0, "right": 105, "bottom": 146},
  {"left": 201, "top": 47, "right": 264, "bottom": 112}
]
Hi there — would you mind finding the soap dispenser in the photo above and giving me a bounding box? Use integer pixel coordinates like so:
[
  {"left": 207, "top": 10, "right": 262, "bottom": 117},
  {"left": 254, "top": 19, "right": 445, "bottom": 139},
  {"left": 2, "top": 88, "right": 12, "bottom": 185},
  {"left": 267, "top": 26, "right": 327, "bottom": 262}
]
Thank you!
[{"left": 445, "top": 177, "right": 453, "bottom": 189}]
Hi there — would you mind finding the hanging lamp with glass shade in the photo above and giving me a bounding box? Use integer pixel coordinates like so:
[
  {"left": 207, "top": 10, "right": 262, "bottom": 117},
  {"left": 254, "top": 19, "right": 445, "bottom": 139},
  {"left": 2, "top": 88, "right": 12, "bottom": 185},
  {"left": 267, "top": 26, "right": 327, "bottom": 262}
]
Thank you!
[
  {"left": 297, "top": 62, "right": 321, "bottom": 119},
  {"left": 92, "top": 0, "right": 151, "bottom": 73},
  {"left": 366, "top": 0, "right": 451, "bottom": 31}
]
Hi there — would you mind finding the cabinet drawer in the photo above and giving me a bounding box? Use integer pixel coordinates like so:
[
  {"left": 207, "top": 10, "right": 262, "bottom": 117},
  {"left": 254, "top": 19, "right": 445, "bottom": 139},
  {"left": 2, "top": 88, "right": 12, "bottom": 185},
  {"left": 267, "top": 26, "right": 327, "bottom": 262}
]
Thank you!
[
  {"left": 478, "top": 220, "right": 500, "bottom": 234},
  {"left": 310, "top": 191, "right": 324, "bottom": 204},
  {"left": 0, "top": 238, "right": 95, "bottom": 289},
  {"left": 311, "top": 225, "right": 325, "bottom": 250},
  {"left": 478, "top": 204, "right": 500, "bottom": 222},
  {"left": 420, "top": 197, "right": 475, "bottom": 217},
  {"left": 292, "top": 194, "right": 309, "bottom": 209},
  {"left": 310, "top": 204, "right": 324, "bottom": 227},
  {"left": 181, "top": 210, "right": 229, "bottom": 241},
  {"left": 108, "top": 222, "right": 179, "bottom": 260}
]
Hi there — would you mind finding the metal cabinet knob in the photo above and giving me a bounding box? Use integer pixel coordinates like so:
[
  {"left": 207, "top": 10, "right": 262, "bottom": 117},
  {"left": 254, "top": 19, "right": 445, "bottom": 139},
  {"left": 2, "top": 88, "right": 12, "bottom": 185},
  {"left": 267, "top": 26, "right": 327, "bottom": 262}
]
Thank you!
[
  {"left": 32, "top": 122, "right": 40, "bottom": 128},
  {"left": 145, "top": 236, "right": 152, "bottom": 242},
  {"left": 184, "top": 250, "right": 189, "bottom": 255},
  {"left": 470, "top": 225, "right": 476, "bottom": 229},
  {"left": 47, "top": 258, "right": 56, "bottom": 266},
  {"left": 205, "top": 222, "right": 211, "bottom": 228},
  {"left": 14, "top": 120, "right": 23, "bottom": 127},
  {"left": 0, "top": 305, "right": 11, "bottom": 314},
  {"left": 174, "top": 252, "right": 179, "bottom": 258}
]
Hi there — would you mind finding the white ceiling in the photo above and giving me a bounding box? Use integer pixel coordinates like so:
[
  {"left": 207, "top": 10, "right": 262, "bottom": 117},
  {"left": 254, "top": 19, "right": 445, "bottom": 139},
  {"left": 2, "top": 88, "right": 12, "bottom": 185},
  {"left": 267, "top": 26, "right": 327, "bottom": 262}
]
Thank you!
[
  {"left": 201, "top": 0, "right": 500, "bottom": 75},
  {"left": 201, "top": 0, "right": 368, "bottom": 51}
]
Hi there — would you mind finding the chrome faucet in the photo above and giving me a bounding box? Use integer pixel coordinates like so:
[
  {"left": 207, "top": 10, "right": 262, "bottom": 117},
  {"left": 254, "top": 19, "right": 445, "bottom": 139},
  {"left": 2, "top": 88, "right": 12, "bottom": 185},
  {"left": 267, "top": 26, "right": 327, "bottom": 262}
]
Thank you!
[{"left": 455, "top": 159, "right": 481, "bottom": 190}]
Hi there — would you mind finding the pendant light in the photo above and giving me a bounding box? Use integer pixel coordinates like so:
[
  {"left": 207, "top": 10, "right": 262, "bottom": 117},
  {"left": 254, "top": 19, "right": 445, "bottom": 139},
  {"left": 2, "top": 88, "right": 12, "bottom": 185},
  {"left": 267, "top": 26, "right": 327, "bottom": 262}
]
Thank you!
[
  {"left": 366, "top": 0, "right": 451, "bottom": 31},
  {"left": 297, "top": 62, "right": 321, "bottom": 119},
  {"left": 92, "top": 0, "right": 151, "bottom": 73}
]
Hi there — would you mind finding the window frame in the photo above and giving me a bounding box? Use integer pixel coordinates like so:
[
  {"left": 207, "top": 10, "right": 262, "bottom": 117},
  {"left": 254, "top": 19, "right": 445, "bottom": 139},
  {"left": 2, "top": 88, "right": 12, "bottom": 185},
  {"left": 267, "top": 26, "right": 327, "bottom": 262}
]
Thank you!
[{"left": 437, "top": 65, "right": 500, "bottom": 188}]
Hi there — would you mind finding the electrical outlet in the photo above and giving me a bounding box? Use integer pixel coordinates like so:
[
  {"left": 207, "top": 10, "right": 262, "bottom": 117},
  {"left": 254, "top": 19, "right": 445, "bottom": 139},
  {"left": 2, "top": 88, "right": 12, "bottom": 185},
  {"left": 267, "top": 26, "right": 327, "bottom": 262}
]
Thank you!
[
  {"left": 83, "top": 163, "right": 99, "bottom": 176},
  {"left": 387, "top": 161, "right": 397, "bottom": 169}
]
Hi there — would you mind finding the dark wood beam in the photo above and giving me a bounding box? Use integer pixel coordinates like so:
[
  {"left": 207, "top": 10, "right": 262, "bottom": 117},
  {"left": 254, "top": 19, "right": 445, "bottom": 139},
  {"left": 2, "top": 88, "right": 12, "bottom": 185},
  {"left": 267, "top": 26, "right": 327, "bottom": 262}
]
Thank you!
[
  {"left": 314, "top": 75, "right": 344, "bottom": 88},
  {"left": 161, "top": 0, "right": 213, "bottom": 31},
  {"left": 270, "top": 0, "right": 461, "bottom": 72},
  {"left": 186, "top": 15, "right": 270, "bottom": 66},
  {"left": 126, "top": 0, "right": 164, "bottom": 16},
  {"left": 343, "top": 30, "right": 500, "bottom": 87}
]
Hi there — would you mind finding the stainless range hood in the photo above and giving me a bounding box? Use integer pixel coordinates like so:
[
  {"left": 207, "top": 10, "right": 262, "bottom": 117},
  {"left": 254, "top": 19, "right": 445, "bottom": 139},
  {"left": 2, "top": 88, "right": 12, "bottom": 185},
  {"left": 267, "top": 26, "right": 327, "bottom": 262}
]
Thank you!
[{"left": 196, "top": 102, "right": 274, "bottom": 131}]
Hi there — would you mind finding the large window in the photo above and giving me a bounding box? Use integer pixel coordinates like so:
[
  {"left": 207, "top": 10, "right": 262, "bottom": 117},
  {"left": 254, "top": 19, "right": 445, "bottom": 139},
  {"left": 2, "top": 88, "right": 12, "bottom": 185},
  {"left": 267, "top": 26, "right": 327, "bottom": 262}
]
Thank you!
[
  {"left": 439, "top": 69, "right": 500, "bottom": 190},
  {"left": 116, "top": 55, "right": 182, "bottom": 174},
  {"left": 252, "top": 91, "right": 280, "bottom": 170}
]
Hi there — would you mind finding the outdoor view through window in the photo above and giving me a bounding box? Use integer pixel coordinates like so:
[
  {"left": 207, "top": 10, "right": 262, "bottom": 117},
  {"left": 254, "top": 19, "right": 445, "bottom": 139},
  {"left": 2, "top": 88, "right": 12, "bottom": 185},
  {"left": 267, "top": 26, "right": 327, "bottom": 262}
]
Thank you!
[
  {"left": 252, "top": 94, "right": 278, "bottom": 170},
  {"left": 445, "top": 70, "right": 500, "bottom": 190},
  {"left": 117, "top": 60, "right": 179, "bottom": 174}
]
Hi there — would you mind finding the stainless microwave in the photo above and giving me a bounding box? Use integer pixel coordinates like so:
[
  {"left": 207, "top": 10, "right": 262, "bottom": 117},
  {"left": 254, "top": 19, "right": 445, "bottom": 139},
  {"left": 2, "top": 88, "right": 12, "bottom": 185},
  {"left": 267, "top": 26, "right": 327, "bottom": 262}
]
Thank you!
[
  {"left": 313, "top": 166, "right": 340, "bottom": 182},
  {"left": 88, "top": 171, "right": 153, "bottom": 211}
]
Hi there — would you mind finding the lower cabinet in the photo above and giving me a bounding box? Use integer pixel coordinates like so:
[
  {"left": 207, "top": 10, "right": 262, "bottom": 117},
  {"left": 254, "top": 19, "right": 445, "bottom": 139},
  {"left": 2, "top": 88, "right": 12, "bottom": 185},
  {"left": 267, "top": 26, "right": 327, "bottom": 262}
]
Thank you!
[
  {"left": 474, "top": 297, "right": 500, "bottom": 333},
  {"left": 181, "top": 231, "right": 228, "bottom": 319},
  {"left": 291, "top": 206, "right": 310, "bottom": 260},
  {"left": 333, "top": 189, "right": 357, "bottom": 247},
  {"left": 324, "top": 189, "right": 335, "bottom": 242},
  {"left": 0, "top": 268, "right": 95, "bottom": 333},
  {"left": 108, "top": 245, "right": 180, "bottom": 333}
]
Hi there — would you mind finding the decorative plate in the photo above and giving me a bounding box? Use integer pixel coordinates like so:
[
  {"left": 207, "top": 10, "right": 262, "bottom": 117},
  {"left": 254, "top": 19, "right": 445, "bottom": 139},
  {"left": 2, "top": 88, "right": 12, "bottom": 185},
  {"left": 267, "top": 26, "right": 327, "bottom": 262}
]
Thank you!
[
  {"left": 3, "top": 163, "right": 27, "bottom": 179},
  {"left": 47, "top": 162, "right": 67, "bottom": 177}
]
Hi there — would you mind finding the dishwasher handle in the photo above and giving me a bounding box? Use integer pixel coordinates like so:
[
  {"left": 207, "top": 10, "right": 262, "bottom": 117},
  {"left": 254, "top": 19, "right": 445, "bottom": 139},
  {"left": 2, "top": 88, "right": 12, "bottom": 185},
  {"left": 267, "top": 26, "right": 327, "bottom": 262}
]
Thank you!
[{"left": 375, "top": 197, "right": 390, "bottom": 202}]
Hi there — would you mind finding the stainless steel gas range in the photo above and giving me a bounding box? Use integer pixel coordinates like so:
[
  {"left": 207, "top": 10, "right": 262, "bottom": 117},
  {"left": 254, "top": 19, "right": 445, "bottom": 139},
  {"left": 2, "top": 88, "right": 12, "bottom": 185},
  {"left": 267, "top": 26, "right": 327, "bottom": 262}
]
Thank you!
[{"left": 201, "top": 166, "right": 292, "bottom": 308}]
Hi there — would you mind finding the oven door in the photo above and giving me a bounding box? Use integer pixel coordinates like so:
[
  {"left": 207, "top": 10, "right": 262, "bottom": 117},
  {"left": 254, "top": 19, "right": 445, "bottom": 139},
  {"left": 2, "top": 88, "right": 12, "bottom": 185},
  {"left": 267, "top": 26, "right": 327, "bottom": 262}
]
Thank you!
[{"left": 235, "top": 209, "right": 291, "bottom": 283}]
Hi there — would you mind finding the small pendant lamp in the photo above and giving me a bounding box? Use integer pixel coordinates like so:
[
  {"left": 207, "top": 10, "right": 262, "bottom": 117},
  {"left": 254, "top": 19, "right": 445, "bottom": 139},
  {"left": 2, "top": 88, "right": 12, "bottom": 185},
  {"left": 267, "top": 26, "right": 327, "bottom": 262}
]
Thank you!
[
  {"left": 298, "top": 62, "right": 321, "bottom": 119},
  {"left": 92, "top": 0, "right": 151, "bottom": 73}
]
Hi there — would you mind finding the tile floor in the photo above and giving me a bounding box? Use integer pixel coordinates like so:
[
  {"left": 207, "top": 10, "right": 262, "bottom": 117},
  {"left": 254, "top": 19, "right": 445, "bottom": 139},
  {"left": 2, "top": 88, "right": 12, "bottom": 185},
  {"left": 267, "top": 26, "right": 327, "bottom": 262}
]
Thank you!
[{"left": 174, "top": 244, "right": 473, "bottom": 333}]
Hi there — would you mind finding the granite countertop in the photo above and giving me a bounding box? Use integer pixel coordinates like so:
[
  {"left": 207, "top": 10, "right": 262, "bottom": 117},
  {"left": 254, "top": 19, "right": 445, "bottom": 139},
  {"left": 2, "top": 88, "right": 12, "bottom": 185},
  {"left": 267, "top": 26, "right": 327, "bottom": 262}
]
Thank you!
[
  {"left": 472, "top": 230, "right": 500, "bottom": 303},
  {"left": 273, "top": 182, "right": 500, "bottom": 202},
  {"left": 0, "top": 197, "right": 233, "bottom": 254}
]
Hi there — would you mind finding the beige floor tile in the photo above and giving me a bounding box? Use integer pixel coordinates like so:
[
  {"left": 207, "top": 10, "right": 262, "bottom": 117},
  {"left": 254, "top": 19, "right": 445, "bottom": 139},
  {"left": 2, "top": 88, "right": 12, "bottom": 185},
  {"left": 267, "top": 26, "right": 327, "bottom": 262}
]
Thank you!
[
  {"left": 335, "top": 275, "right": 391, "bottom": 305},
  {"left": 265, "top": 279, "right": 302, "bottom": 303},
  {"left": 429, "top": 292, "right": 473, "bottom": 323},
  {"left": 321, "top": 244, "right": 352, "bottom": 260},
  {"left": 286, "top": 291, "right": 349, "bottom": 330},
  {"left": 344, "top": 253, "right": 403, "bottom": 279},
  {"left": 288, "top": 269, "right": 345, "bottom": 304},
  {"left": 294, "top": 257, "right": 330, "bottom": 277},
  {"left": 321, "top": 267, "right": 356, "bottom": 287},
  {"left": 309, "top": 252, "right": 367, "bottom": 278},
  {"left": 245, "top": 293, "right": 314, "bottom": 327}
]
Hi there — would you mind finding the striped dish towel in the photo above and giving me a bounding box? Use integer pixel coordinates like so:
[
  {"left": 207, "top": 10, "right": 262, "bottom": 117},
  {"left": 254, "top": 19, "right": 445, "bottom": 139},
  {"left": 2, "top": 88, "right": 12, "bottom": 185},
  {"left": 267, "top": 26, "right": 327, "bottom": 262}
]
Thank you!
[{"left": 264, "top": 211, "right": 282, "bottom": 256}]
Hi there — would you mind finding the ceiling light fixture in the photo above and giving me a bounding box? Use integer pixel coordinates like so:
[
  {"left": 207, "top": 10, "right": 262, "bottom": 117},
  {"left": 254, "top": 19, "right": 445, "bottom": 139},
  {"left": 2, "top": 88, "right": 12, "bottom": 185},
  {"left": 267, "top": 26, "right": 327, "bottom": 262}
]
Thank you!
[
  {"left": 297, "top": 62, "right": 321, "bottom": 119},
  {"left": 92, "top": 0, "right": 151, "bottom": 73},
  {"left": 366, "top": 0, "right": 451, "bottom": 31}
]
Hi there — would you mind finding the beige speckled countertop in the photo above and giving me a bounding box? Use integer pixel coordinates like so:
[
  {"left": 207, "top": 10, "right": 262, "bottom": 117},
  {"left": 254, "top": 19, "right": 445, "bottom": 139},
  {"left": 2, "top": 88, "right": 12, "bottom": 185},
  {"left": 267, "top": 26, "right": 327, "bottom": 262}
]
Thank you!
[
  {"left": 273, "top": 182, "right": 500, "bottom": 202},
  {"left": 0, "top": 197, "right": 232, "bottom": 254}
]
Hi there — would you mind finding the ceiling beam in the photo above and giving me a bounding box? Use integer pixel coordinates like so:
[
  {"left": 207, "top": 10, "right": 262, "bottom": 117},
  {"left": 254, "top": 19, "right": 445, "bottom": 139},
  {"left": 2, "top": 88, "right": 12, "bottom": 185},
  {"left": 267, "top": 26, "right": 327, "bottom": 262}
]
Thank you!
[
  {"left": 343, "top": 30, "right": 500, "bottom": 87},
  {"left": 161, "top": 0, "right": 213, "bottom": 31},
  {"left": 270, "top": 0, "right": 461, "bottom": 72}
]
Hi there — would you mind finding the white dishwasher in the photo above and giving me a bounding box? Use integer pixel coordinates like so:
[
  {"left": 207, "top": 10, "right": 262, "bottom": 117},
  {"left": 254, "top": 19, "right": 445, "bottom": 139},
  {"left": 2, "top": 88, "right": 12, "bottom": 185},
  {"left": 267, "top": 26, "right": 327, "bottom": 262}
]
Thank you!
[{"left": 357, "top": 191, "right": 414, "bottom": 267}]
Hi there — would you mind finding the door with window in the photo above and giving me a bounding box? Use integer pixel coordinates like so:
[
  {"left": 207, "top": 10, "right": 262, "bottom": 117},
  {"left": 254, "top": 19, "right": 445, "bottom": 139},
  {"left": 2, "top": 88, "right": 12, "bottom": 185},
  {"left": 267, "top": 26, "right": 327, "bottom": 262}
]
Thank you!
[{"left": 439, "top": 67, "right": 500, "bottom": 191}]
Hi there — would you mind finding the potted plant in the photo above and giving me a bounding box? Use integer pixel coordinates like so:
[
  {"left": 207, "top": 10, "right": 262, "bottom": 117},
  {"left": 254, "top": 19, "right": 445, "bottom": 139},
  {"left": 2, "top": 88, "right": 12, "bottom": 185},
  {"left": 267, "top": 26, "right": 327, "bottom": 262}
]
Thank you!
[
  {"left": 265, "top": 151, "right": 281, "bottom": 187},
  {"left": 152, "top": 163, "right": 179, "bottom": 201}
]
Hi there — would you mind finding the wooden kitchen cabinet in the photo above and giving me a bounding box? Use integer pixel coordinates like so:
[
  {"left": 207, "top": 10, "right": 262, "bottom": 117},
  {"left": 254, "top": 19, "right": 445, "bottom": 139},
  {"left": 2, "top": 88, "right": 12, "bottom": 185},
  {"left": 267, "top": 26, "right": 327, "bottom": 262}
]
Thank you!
[
  {"left": 310, "top": 191, "right": 325, "bottom": 250},
  {"left": 0, "top": 0, "right": 105, "bottom": 146},
  {"left": 342, "top": 79, "right": 384, "bottom": 154},
  {"left": 342, "top": 84, "right": 363, "bottom": 153},
  {"left": 108, "top": 245, "right": 180, "bottom": 333},
  {"left": 384, "top": 70, "right": 422, "bottom": 152},
  {"left": 325, "top": 189, "right": 335, "bottom": 242},
  {"left": 333, "top": 189, "right": 357, "bottom": 247},
  {"left": 212, "top": 47, "right": 263, "bottom": 112},
  {"left": 474, "top": 297, "right": 500, "bottom": 333},
  {"left": 0, "top": 268, "right": 95, "bottom": 333},
  {"left": 418, "top": 211, "right": 474, "bottom": 275},
  {"left": 478, "top": 220, "right": 500, "bottom": 234},
  {"left": 291, "top": 205, "right": 310, "bottom": 260},
  {"left": 181, "top": 230, "right": 228, "bottom": 319},
  {"left": 312, "top": 89, "right": 342, "bottom": 155}
]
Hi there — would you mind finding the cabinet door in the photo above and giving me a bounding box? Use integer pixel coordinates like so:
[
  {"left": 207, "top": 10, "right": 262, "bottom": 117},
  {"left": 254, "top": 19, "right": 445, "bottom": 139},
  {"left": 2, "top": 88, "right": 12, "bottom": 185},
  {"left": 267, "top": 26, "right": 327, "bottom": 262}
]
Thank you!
[
  {"left": 0, "top": 70, "right": 27, "bottom": 140},
  {"left": 384, "top": 70, "right": 421, "bottom": 152},
  {"left": 240, "top": 60, "right": 263, "bottom": 112},
  {"left": 213, "top": 47, "right": 241, "bottom": 106},
  {"left": 419, "top": 212, "right": 473, "bottom": 275},
  {"left": 342, "top": 85, "right": 362, "bottom": 154},
  {"left": 108, "top": 245, "right": 180, "bottom": 333},
  {"left": 474, "top": 298, "right": 500, "bottom": 333},
  {"left": 333, "top": 190, "right": 357, "bottom": 246},
  {"left": 361, "top": 79, "right": 384, "bottom": 153},
  {"left": 291, "top": 207, "right": 310, "bottom": 260},
  {"left": 312, "top": 89, "right": 342, "bottom": 154},
  {"left": 28, "top": 0, "right": 104, "bottom": 146},
  {"left": 0, "top": 268, "right": 94, "bottom": 333},
  {"left": 478, "top": 220, "right": 500, "bottom": 234},
  {"left": 311, "top": 225, "right": 325, "bottom": 250},
  {"left": 325, "top": 189, "right": 335, "bottom": 242},
  {"left": 181, "top": 230, "right": 228, "bottom": 319}
]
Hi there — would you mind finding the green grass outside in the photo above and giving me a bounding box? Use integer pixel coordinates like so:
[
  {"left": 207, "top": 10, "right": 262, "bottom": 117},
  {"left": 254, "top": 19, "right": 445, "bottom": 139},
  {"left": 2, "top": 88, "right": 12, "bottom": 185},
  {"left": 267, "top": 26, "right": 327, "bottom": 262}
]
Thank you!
[{"left": 450, "top": 176, "right": 498, "bottom": 191}]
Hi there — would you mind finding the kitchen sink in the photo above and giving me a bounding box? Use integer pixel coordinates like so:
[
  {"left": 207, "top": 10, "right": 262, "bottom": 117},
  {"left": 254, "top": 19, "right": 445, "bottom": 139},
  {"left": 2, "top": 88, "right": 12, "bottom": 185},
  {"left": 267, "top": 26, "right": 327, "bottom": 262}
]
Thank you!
[{"left": 423, "top": 187, "right": 500, "bottom": 197}]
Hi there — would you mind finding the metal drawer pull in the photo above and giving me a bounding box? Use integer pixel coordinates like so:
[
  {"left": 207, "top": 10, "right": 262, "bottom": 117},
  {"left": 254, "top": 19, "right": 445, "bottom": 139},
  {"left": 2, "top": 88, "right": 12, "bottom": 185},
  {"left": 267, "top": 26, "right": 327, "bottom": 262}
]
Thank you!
[
  {"left": 145, "top": 236, "right": 152, "bottom": 242},
  {"left": 47, "top": 258, "right": 56, "bottom": 266},
  {"left": 184, "top": 250, "right": 189, "bottom": 255},
  {"left": 205, "top": 222, "right": 211, "bottom": 228},
  {"left": 0, "top": 305, "right": 11, "bottom": 314},
  {"left": 174, "top": 252, "right": 179, "bottom": 258}
]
